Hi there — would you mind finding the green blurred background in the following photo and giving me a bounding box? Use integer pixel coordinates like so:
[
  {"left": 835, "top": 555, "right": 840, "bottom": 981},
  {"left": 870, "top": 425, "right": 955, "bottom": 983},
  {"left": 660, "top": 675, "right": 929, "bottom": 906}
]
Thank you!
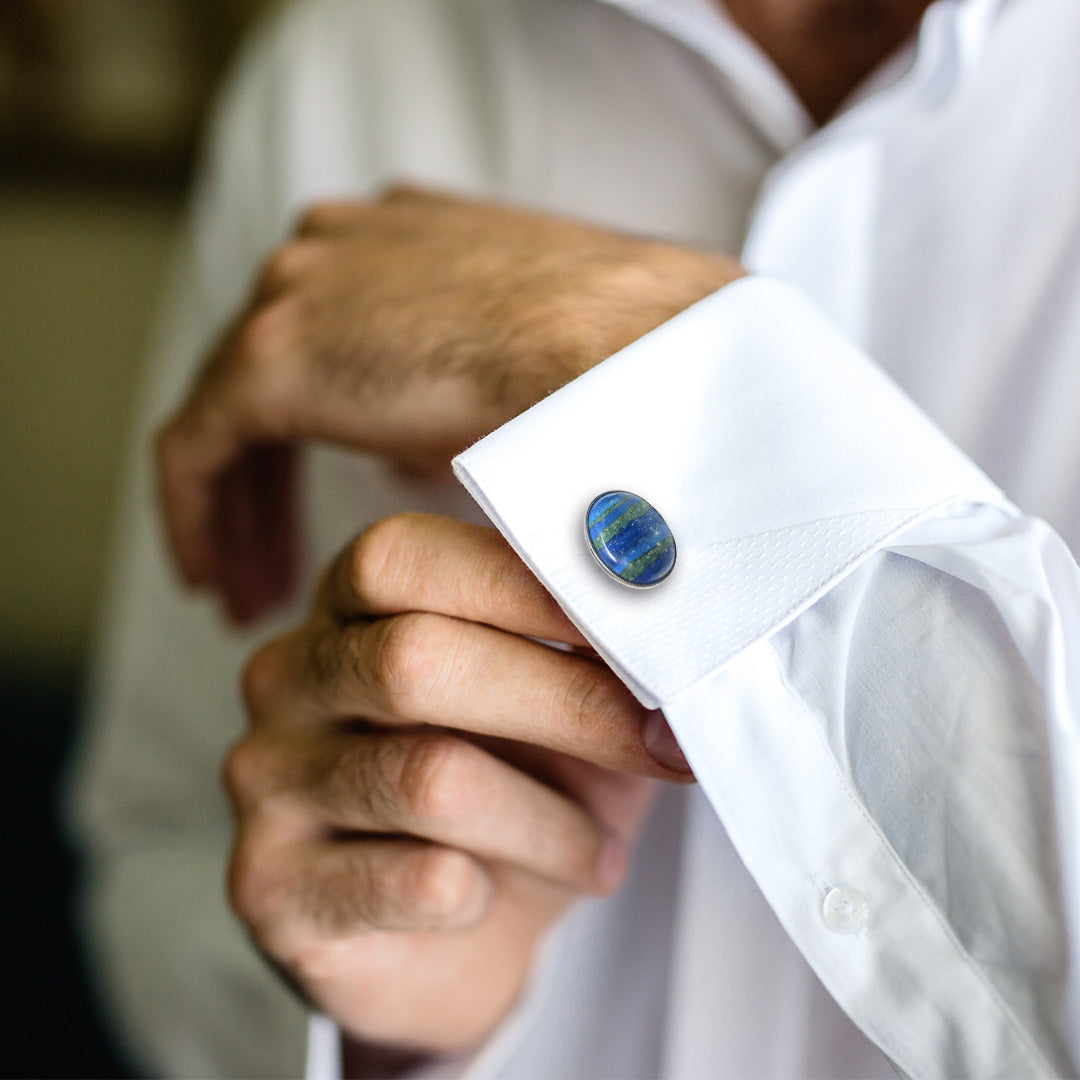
[{"left": 0, "top": 3, "right": 272, "bottom": 1074}]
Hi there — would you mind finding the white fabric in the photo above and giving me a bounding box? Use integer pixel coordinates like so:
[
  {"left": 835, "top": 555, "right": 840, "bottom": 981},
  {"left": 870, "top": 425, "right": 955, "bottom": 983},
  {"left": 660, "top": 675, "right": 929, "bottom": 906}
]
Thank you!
[
  {"left": 455, "top": 279, "right": 1001, "bottom": 707},
  {"left": 66, "top": 0, "right": 1080, "bottom": 1076},
  {"left": 456, "top": 282, "right": 1076, "bottom": 1076}
]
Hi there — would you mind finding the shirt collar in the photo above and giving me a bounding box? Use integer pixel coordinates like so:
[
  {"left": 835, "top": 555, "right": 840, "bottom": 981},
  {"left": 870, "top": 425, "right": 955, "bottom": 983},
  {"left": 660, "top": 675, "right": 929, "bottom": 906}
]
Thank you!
[
  {"left": 593, "top": 0, "right": 813, "bottom": 152},
  {"left": 591, "top": 0, "right": 1008, "bottom": 153}
]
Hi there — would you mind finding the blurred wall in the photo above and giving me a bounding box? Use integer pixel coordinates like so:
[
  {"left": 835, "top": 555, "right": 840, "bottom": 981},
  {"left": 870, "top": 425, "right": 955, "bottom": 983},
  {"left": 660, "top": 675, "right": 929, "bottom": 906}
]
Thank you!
[
  {"left": 0, "top": 184, "right": 177, "bottom": 671},
  {"left": 0, "top": 4, "right": 273, "bottom": 1075},
  {"left": 0, "top": 0, "right": 275, "bottom": 677}
]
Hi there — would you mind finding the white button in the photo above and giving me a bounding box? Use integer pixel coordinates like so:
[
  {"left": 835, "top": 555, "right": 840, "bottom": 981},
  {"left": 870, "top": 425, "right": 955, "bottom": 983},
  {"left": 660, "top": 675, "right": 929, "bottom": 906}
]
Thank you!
[{"left": 822, "top": 886, "right": 869, "bottom": 934}]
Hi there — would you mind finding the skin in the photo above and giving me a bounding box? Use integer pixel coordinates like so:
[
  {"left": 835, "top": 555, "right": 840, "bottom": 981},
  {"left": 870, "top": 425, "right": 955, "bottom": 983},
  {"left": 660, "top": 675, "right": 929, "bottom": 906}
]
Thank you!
[
  {"left": 155, "top": 3, "right": 934, "bottom": 1069},
  {"left": 163, "top": 191, "right": 731, "bottom": 1068},
  {"left": 226, "top": 513, "right": 690, "bottom": 1060},
  {"left": 157, "top": 188, "right": 742, "bottom": 623}
]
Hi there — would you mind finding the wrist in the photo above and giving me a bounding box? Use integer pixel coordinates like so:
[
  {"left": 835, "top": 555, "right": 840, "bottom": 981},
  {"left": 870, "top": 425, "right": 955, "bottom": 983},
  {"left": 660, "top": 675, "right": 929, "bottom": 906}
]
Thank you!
[
  {"left": 488, "top": 243, "right": 745, "bottom": 430},
  {"left": 558, "top": 243, "right": 747, "bottom": 382}
]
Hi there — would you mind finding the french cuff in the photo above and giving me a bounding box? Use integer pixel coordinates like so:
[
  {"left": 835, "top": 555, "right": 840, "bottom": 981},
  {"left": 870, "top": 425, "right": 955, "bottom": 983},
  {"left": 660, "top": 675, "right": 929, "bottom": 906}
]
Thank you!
[
  {"left": 454, "top": 277, "right": 1058, "bottom": 1078},
  {"left": 453, "top": 275, "right": 1001, "bottom": 711}
]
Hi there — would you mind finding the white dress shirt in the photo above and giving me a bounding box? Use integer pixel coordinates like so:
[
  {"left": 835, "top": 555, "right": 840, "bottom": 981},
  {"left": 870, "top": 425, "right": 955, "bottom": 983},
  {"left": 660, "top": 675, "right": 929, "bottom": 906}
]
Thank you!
[{"left": 69, "top": 0, "right": 1080, "bottom": 1076}]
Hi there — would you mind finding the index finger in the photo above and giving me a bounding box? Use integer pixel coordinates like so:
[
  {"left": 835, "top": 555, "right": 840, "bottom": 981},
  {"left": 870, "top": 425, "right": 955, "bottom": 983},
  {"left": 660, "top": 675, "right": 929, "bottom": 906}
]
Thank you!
[
  {"left": 155, "top": 300, "right": 304, "bottom": 592},
  {"left": 326, "top": 513, "right": 589, "bottom": 647}
]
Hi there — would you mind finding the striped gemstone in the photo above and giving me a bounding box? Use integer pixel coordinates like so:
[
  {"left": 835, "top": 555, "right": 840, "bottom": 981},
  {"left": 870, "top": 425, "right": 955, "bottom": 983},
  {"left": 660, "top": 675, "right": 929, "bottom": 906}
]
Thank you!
[{"left": 586, "top": 490, "right": 675, "bottom": 587}]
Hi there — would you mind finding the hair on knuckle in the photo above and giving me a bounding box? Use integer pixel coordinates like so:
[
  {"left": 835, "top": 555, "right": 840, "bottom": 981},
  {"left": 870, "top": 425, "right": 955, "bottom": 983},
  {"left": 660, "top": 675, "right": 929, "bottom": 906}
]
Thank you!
[
  {"left": 364, "top": 618, "right": 409, "bottom": 704},
  {"left": 349, "top": 733, "right": 407, "bottom": 825},
  {"left": 306, "top": 629, "right": 338, "bottom": 690},
  {"left": 304, "top": 625, "right": 364, "bottom": 710},
  {"left": 295, "top": 850, "right": 381, "bottom": 937}
]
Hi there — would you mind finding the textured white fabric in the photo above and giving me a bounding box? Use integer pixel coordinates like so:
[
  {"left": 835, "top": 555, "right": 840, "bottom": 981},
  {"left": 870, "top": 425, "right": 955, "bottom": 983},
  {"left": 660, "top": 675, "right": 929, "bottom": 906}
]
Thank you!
[
  {"left": 66, "top": 0, "right": 1080, "bottom": 1076},
  {"left": 456, "top": 286, "right": 1077, "bottom": 1073},
  {"left": 455, "top": 278, "right": 999, "bottom": 706}
]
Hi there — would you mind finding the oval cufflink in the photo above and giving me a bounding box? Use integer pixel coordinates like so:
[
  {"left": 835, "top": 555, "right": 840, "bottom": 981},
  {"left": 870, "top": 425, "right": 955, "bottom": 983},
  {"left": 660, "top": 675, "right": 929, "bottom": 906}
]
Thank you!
[{"left": 585, "top": 491, "right": 675, "bottom": 588}]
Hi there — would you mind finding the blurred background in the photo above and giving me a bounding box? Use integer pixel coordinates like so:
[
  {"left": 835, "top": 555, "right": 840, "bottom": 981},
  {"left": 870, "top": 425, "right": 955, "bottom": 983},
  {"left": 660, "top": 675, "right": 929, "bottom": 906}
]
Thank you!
[{"left": 1, "top": 2, "right": 272, "bottom": 1074}]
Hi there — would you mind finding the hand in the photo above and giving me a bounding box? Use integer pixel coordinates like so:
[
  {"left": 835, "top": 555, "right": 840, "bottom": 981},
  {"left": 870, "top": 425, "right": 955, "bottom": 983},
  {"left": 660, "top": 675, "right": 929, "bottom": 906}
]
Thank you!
[
  {"left": 224, "top": 513, "right": 693, "bottom": 1060},
  {"left": 156, "top": 186, "right": 744, "bottom": 622}
]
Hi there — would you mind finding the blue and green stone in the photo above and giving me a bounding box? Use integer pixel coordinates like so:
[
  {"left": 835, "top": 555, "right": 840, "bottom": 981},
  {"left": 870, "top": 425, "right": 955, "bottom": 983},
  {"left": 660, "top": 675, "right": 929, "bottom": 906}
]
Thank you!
[{"left": 585, "top": 490, "right": 676, "bottom": 587}]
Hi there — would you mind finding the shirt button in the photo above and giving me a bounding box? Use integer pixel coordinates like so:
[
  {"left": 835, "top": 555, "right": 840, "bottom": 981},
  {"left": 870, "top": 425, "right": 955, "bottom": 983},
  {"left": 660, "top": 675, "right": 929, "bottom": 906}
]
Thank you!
[{"left": 822, "top": 886, "right": 869, "bottom": 934}]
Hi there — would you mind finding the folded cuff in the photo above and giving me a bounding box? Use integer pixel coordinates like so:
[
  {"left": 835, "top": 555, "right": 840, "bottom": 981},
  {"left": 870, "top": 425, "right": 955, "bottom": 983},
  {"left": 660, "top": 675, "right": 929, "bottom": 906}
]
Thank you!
[{"left": 454, "top": 276, "right": 1001, "bottom": 708}]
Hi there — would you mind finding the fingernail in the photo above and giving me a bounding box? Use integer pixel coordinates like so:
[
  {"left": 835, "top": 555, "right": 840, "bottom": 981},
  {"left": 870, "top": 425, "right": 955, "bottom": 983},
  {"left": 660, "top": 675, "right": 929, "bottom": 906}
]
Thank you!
[
  {"left": 596, "top": 834, "right": 629, "bottom": 891},
  {"left": 643, "top": 712, "right": 691, "bottom": 773}
]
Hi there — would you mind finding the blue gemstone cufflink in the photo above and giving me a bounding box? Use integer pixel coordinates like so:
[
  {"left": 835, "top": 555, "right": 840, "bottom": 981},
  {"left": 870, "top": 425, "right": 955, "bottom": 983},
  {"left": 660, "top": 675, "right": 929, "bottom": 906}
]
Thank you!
[{"left": 585, "top": 491, "right": 675, "bottom": 588}]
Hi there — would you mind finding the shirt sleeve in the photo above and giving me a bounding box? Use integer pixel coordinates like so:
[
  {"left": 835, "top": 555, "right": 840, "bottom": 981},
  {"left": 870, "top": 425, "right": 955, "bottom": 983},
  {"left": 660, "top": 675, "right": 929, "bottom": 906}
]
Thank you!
[{"left": 453, "top": 276, "right": 1080, "bottom": 1078}]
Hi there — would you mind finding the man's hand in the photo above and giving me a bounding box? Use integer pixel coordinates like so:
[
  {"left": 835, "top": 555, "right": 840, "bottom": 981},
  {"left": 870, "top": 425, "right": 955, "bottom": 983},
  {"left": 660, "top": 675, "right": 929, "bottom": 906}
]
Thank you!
[
  {"left": 225, "top": 513, "right": 692, "bottom": 1060},
  {"left": 156, "top": 186, "right": 744, "bottom": 622}
]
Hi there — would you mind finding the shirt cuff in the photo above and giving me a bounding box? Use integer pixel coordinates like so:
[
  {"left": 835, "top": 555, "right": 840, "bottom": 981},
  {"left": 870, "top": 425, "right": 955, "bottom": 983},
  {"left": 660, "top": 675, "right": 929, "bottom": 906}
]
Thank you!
[
  {"left": 452, "top": 276, "right": 1061, "bottom": 1077},
  {"left": 453, "top": 276, "right": 1002, "bottom": 710}
]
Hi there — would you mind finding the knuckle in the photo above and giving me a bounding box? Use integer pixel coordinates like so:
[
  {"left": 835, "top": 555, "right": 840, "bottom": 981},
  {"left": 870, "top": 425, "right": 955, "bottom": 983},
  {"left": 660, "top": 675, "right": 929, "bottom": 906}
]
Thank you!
[
  {"left": 378, "top": 182, "right": 423, "bottom": 205},
  {"left": 227, "top": 303, "right": 304, "bottom": 438},
  {"left": 296, "top": 201, "right": 345, "bottom": 235},
  {"left": 255, "top": 243, "right": 309, "bottom": 296},
  {"left": 242, "top": 640, "right": 285, "bottom": 716},
  {"left": 221, "top": 737, "right": 273, "bottom": 808},
  {"left": 227, "top": 832, "right": 280, "bottom": 931},
  {"left": 397, "top": 735, "right": 473, "bottom": 824},
  {"left": 400, "top": 847, "right": 481, "bottom": 922},
  {"left": 347, "top": 515, "right": 413, "bottom": 609},
  {"left": 221, "top": 740, "right": 256, "bottom": 805},
  {"left": 560, "top": 664, "right": 629, "bottom": 748},
  {"left": 319, "top": 733, "right": 391, "bottom": 823},
  {"left": 363, "top": 611, "right": 441, "bottom": 713},
  {"left": 307, "top": 624, "right": 354, "bottom": 697},
  {"left": 562, "top": 664, "right": 605, "bottom": 724},
  {"left": 349, "top": 518, "right": 406, "bottom": 613},
  {"left": 233, "top": 303, "right": 294, "bottom": 376}
]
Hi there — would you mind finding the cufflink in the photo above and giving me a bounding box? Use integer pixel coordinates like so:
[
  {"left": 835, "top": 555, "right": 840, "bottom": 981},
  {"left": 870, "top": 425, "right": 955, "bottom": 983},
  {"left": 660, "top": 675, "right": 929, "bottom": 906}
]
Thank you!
[{"left": 585, "top": 491, "right": 675, "bottom": 588}]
